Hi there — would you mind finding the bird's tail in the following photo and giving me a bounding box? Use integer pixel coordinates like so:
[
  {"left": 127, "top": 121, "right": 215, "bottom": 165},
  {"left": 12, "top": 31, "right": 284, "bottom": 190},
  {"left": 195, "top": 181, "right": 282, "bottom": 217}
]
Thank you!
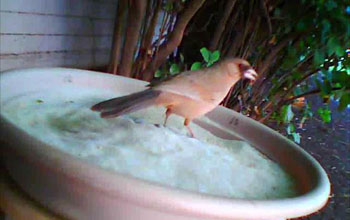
[{"left": 91, "top": 89, "right": 161, "bottom": 118}]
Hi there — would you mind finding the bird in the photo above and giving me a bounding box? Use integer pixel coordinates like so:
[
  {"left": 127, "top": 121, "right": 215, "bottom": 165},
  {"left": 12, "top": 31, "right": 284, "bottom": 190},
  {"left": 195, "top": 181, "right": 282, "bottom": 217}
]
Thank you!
[{"left": 91, "top": 58, "right": 258, "bottom": 137}]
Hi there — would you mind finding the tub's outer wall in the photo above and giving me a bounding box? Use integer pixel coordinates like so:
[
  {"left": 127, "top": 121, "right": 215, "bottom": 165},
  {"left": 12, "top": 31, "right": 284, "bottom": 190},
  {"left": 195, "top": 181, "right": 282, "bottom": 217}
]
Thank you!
[{"left": 1, "top": 118, "right": 287, "bottom": 220}]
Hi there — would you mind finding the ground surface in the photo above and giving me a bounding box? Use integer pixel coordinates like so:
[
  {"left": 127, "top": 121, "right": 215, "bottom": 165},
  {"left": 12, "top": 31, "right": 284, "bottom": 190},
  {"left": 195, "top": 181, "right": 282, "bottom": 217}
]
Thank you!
[{"left": 286, "top": 98, "right": 350, "bottom": 220}]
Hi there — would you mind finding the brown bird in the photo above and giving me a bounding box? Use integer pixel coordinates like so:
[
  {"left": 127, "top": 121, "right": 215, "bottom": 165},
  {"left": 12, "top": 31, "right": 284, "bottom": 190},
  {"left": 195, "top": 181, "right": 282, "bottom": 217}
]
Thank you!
[{"left": 91, "top": 58, "right": 258, "bottom": 137}]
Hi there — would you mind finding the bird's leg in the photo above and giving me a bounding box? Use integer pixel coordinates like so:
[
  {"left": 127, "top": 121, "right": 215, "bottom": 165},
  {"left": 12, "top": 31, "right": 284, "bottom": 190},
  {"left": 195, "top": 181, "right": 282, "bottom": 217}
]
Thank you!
[
  {"left": 164, "top": 108, "right": 172, "bottom": 126},
  {"left": 184, "top": 118, "right": 194, "bottom": 138}
]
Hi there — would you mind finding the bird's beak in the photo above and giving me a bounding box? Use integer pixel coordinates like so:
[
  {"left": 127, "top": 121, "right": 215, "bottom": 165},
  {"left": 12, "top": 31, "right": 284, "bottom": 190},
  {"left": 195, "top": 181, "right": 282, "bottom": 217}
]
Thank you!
[{"left": 243, "top": 68, "right": 258, "bottom": 82}]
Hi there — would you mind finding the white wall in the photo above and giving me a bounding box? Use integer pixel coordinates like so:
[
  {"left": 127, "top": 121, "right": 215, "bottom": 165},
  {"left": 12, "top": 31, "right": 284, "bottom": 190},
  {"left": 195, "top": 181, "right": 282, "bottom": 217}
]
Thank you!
[{"left": 0, "top": 0, "right": 117, "bottom": 71}]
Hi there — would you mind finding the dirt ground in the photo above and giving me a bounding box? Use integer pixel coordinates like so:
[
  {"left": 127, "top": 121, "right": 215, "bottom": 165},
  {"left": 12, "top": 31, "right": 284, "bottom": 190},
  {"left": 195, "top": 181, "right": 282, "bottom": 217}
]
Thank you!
[{"left": 287, "top": 98, "right": 350, "bottom": 220}]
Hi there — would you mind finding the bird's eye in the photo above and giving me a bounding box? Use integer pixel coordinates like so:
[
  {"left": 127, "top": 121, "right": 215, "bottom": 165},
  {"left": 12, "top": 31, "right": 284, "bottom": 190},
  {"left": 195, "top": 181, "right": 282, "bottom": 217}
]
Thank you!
[{"left": 238, "top": 63, "right": 250, "bottom": 73}]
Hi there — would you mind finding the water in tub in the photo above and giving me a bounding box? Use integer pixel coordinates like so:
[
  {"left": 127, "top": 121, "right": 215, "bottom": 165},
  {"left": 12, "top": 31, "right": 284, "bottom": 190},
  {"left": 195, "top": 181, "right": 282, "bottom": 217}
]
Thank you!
[{"left": 1, "top": 85, "right": 297, "bottom": 199}]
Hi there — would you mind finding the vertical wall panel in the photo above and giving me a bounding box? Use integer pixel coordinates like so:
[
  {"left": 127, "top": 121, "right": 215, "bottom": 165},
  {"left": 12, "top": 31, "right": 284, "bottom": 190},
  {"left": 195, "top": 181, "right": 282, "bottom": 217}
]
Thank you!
[{"left": 0, "top": 0, "right": 117, "bottom": 71}]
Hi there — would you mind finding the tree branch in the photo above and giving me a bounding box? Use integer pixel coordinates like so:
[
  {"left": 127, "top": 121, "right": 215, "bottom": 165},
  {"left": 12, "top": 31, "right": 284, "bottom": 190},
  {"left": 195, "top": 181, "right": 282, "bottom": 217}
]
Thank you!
[
  {"left": 238, "top": 0, "right": 255, "bottom": 57},
  {"left": 209, "top": 0, "right": 237, "bottom": 51},
  {"left": 118, "top": 0, "right": 147, "bottom": 77},
  {"left": 282, "top": 87, "right": 346, "bottom": 105},
  {"left": 222, "top": 7, "right": 242, "bottom": 55},
  {"left": 134, "top": 0, "right": 162, "bottom": 78},
  {"left": 143, "top": 0, "right": 206, "bottom": 81},
  {"left": 259, "top": 0, "right": 272, "bottom": 34},
  {"left": 257, "top": 32, "right": 299, "bottom": 75}
]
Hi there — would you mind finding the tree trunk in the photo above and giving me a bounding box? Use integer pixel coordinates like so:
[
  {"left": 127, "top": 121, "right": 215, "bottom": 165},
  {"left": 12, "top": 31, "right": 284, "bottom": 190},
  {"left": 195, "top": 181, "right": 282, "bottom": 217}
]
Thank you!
[
  {"left": 118, "top": 0, "right": 147, "bottom": 77},
  {"left": 108, "top": 0, "right": 128, "bottom": 74}
]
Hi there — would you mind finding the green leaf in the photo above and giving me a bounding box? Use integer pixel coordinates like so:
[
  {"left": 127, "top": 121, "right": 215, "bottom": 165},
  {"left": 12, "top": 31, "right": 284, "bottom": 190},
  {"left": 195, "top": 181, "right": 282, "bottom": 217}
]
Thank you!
[
  {"left": 200, "top": 47, "right": 210, "bottom": 63},
  {"left": 169, "top": 64, "right": 180, "bottom": 75},
  {"left": 293, "top": 86, "right": 302, "bottom": 96},
  {"left": 210, "top": 50, "right": 220, "bottom": 63},
  {"left": 338, "top": 92, "right": 350, "bottom": 111},
  {"left": 282, "top": 47, "right": 298, "bottom": 69},
  {"left": 281, "top": 105, "right": 294, "bottom": 123},
  {"left": 327, "top": 37, "right": 339, "bottom": 56},
  {"left": 325, "top": 0, "right": 337, "bottom": 10},
  {"left": 320, "top": 79, "right": 332, "bottom": 95},
  {"left": 335, "top": 46, "right": 345, "bottom": 57},
  {"left": 322, "top": 19, "right": 331, "bottom": 33},
  {"left": 314, "top": 49, "right": 325, "bottom": 66},
  {"left": 164, "top": 1, "right": 173, "bottom": 11},
  {"left": 321, "top": 19, "right": 331, "bottom": 43},
  {"left": 190, "top": 62, "right": 202, "bottom": 71},
  {"left": 286, "top": 123, "right": 296, "bottom": 135},
  {"left": 154, "top": 70, "right": 162, "bottom": 78},
  {"left": 292, "top": 72, "right": 303, "bottom": 80},
  {"left": 317, "top": 107, "right": 331, "bottom": 123},
  {"left": 305, "top": 103, "right": 313, "bottom": 117},
  {"left": 333, "top": 70, "right": 350, "bottom": 86},
  {"left": 322, "top": 69, "right": 332, "bottom": 82},
  {"left": 292, "top": 132, "right": 301, "bottom": 144},
  {"left": 299, "top": 41, "right": 305, "bottom": 50},
  {"left": 296, "top": 21, "right": 306, "bottom": 31}
]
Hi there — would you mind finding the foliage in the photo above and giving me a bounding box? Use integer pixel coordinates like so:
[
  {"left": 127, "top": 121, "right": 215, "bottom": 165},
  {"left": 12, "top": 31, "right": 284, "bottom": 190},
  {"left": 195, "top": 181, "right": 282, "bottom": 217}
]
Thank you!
[
  {"left": 109, "top": 0, "right": 350, "bottom": 144},
  {"left": 154, "top": 47, "right": 220, "bottom": 78},
  {"left": 317, "top": 106, "right": 332, "bottom": 123},
  {"left": 178, "top": 0, "right": 350, "bottom": 143}
]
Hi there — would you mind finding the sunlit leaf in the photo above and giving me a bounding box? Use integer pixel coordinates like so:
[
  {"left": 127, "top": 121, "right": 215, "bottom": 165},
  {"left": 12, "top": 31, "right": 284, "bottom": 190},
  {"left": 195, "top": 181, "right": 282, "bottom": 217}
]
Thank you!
[
  {"left": 154, "top": 70, "right": 162, "bottom": 78},
  {"left": 292, "top": 132, "right": 301, "bottom": 144},
  {"left": 170, "top": 64, "right": 180, "bottom": 75},
  {"left": 210, "top": 50, "right": 220, "bottom": 63},
  {"left": 200, "top": 47, "right": 210, "bottom": 63},
  {"left": 281, "top": 105, "right": 294, "bottom": 123},
  {"left": 317, "top": 107, "right": 331, "bottom": 123},
  {"left": 190, "top": 62, "right": 202, "bottom": 71},
  {"left": 286, "top": 123, "right": 295, "bottom": 135}
]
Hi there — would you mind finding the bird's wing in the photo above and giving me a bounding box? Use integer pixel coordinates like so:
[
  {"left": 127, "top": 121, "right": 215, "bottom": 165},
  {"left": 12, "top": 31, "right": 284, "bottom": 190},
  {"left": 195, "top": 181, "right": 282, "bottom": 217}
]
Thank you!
[
  {"left": 151, "top": 69, "right": 216, "bottom": 103},
  {"left": 146, "top": 70, "right": 193, "bottom": 87}
]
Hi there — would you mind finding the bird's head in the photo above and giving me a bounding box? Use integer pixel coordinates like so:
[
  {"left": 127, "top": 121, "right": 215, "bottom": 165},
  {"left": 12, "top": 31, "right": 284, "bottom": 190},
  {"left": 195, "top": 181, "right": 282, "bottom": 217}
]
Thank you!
[{"left": 221, "top": 58, "right": 258, "bottom": 84}]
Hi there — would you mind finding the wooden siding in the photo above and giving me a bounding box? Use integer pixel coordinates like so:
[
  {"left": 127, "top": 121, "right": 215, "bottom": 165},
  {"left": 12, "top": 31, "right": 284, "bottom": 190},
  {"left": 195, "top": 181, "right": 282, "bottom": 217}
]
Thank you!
[{"left": 0, "top": 0, "right": 117, "bottom": 71}]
